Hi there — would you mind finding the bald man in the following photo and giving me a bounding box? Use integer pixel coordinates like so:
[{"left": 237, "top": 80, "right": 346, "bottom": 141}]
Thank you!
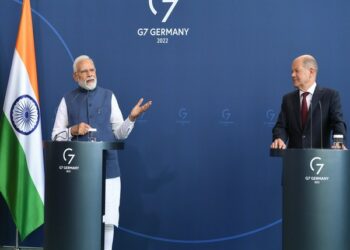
[{"left": 271, "top": 55, "right": 347, "bottom": 149}]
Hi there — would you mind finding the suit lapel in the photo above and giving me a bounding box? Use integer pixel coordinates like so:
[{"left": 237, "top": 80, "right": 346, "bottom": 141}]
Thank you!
[
  {"left": 292, "top": 90, "right": 302, "bottom": 130},
  {"left": 305, "top": 85, "right": 323, "bottom": 130}
]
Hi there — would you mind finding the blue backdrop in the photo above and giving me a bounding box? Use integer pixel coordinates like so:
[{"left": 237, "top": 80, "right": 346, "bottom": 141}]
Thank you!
[{"left": 1, "top": 0, "right": 350, "bottom": 249}]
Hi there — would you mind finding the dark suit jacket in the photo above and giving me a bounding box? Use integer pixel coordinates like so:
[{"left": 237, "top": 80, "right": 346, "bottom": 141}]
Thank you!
[{"left": 272, "top": 85, "right": 347, "bottom": 148}]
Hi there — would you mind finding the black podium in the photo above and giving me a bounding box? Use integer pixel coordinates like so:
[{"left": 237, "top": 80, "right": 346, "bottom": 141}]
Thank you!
[
  {"left": 272, "top": 149, "right": 350, "bottom": 250},
  {"left": 44, "top": 141, "right": 124, "bottom": 250}
]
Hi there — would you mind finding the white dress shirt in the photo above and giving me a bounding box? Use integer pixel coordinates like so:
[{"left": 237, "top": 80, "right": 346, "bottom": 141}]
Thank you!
[
  {"left": 299, "top": 82, "right": 317, "bottom": 110},
  {"left": 51, "top": 93, "right": 134, "bottom": 141}
]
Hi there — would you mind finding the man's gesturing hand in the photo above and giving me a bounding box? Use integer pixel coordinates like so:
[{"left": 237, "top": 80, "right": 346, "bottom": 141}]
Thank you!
[{"left": 129, "top": 98, "right": 152, "bottom": 122}]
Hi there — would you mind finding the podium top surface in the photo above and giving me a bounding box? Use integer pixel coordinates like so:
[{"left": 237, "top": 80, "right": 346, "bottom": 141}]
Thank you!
[
  {"left": 44, "top": 141, "right": 124, "bottom": 150},
  {"left": 270, "top": 148, "right": 346, "bottom": 157}
]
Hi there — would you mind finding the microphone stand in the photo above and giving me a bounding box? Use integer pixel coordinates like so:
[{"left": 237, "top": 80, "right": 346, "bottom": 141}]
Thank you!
[
  {"left": 310, "top": 101, "right": 313, "bottom": 148},
  {"left": 15, "top": 229, "right": 19, "bottom": 250},
  {"left": 319, "top": 101, "right": 323, "bottom": 149}
]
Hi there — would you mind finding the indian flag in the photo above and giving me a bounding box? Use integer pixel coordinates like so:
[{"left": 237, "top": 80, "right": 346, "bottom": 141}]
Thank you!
[{"left": 0, "top": 0, "right": 44, "bottom": 240}]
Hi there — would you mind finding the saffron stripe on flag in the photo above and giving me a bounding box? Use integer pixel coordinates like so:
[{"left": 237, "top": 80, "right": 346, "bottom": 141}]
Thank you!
[{"left": 0, "top": 0, "right": 44, "bottom": 240}]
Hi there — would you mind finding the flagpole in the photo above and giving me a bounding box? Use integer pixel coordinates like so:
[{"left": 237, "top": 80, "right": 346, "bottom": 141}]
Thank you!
[
  {"left": 15, "top": 229, "right": 20, "bottom": 250},
  {"left": 1, "top": 0, "right": 44, "bottom": 246}
]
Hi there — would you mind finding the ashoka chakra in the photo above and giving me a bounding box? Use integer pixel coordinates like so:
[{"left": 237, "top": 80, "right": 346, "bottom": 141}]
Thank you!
[{"left": 10, "top": 95, "right": 40, "bottom": 135}]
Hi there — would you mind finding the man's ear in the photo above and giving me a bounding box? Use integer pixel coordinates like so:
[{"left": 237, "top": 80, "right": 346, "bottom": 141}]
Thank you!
[
  {"left": 73, "top": 72, "right": 78, "bottom": 82},
  {"left": 309, "top": 68, "right": 316, "bottom": 78}
]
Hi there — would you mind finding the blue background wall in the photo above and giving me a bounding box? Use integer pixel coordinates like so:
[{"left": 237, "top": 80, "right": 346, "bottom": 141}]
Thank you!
[{"left": 1, "top": 0, "right": 350, "bottom": 249}]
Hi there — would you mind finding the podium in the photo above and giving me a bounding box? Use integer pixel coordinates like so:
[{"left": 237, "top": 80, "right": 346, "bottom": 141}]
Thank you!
[
  {"left": 44, "top": 141, "right": 124, "bottom": 250},
  {"left": 272, "top": 149, "right": 350, "bottom": 250}
]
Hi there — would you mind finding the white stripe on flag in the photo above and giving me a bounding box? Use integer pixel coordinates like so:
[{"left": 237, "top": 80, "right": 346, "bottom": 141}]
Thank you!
[{"left": 3, "top": 50, "right": 44, "bottom": 202}]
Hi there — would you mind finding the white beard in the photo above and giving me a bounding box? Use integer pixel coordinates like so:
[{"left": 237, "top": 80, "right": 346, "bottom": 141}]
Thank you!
[{"left": 78, "top": 77, "right": 97, "bottom": 90}]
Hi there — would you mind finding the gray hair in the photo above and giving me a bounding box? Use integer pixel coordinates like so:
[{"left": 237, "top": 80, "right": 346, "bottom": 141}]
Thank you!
[
  {"left": 73, "top": 55, "right": 94, "bottom": 72},
  {"left": 301, "top": 55, "right": 318, "bottom": 72}
]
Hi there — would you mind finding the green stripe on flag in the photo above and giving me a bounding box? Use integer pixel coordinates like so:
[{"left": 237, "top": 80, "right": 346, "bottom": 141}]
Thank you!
[{"left": 0, "top": 113, "right": 44, "bottom": 240}]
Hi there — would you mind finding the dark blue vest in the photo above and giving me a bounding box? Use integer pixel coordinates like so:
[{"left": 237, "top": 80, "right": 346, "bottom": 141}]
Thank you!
[{"left": 65, "top": 86, "right": 120, "bottom": 178}]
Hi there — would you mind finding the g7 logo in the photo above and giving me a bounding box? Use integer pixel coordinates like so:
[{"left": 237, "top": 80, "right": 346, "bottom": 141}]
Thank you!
[
  {"left": 222, "top": 109, "right": 232, "bottom": 121},
  {"left": 63, "top": 148, "right": 75, "bottom": 165},
  {"left": 178, "top": 108, "right": 188, "bottom": 120},
  {"left": 149, "top": 0, "right": 179, "bottom": 23},
  {"left": 310, "top": 157, "right": 325, "bottom": 175},
  {"left": 266, "top": 109, "right": 276, "bottom": 122}
]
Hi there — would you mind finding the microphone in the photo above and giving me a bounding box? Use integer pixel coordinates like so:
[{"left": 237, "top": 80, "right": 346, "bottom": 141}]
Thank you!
[
  {"left": 80, "top": 90, "right": 88, "bottom": 141},
  {"left": 69, "top": 91, "right": 82, "bottom": 141},
  {"left": 319, "top": 101, "right": 323, "bottom": 149},
  {"left": 53, "top": 131, "right": 68, "bottom": 141},
  {"left": 75, "top": 89, "right": 89, "bottom": 141},
  {"left": 310, "top": 101, "right": 313, "bottom": 148}
]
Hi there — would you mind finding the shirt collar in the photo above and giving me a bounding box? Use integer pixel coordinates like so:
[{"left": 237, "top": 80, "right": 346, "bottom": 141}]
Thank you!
[
  {"left": 79, "top": 85, "right": 98, "bottom": 93},
  {"left": 299, "top": 82, "right": 317, "bottom": 97}
]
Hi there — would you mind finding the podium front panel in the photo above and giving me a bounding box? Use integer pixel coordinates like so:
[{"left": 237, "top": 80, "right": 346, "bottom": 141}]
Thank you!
[
  {"left": 282, "top": 149, "right": 350, "bottom": 250},
  {"left": 44, "top": 142, "right": 114, "bottom": 250}
]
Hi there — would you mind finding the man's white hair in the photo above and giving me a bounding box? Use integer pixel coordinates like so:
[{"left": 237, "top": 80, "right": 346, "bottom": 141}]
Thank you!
[
  {"left": 73, "top": 55, "right": 94, "bottom": 72},
  {"left": 302, "top": 55, "right": 318, "bottom": 72}
]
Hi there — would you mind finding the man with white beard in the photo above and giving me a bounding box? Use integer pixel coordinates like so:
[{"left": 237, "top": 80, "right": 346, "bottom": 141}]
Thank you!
[{"left": 52, "top": 55, "right": 152, "bottom": 250}]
